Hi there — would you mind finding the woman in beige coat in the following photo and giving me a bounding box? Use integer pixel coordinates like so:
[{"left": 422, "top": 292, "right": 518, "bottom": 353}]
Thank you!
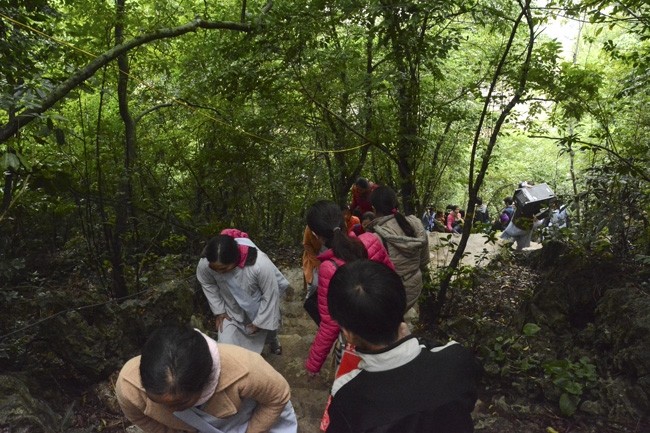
[
  {"left": 366, "top": 186, "right": 430, "bottom": 311},
  {"left": 115, "top": 325, "right": 297, "bottom": 433}
]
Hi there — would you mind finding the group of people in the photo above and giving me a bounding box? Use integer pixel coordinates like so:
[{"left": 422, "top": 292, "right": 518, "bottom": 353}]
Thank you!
[
  {"left": 421, "top": 204, "right": 465, "bottom": 234},
  {"left": 421, "top": 197, "right": 493, "bottom": 235},
  {"left": 115, "top": 178, "right": 481, "bottom": 433},
  {"left": 421, "top": 181, "right": 566, "bottom": 250}
]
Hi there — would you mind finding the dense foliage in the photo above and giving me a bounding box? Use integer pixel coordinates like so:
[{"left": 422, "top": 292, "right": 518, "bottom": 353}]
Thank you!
[{"left": 0, "top": 0, "right": 648, "bottom": 429}]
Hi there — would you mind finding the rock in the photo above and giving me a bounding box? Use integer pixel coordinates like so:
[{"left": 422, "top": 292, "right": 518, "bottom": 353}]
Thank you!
[
  {"left": 580, "top": 400, "right": 602, "bottom": 416},
  {"left": 0, "top": 374, "right": 61, "bottom": 433},
  {"left": 93, "top": 371, "right": 121, "bottom": 415},
  {"left": 31, "top": 277, "right": 196, "bottom": 386}
]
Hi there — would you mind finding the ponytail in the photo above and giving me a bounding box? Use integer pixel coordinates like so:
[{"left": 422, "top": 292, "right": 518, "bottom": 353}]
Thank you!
[
  {"left": 394, "top": 212, "right": 416, "bottom": 237},
  {"left": 307, "top": 200, "right": 368, "bottom": 263},
  {"left": 369, "top": 186, "right": 417, "bottom": 237},
  {"left": 331, "top": 223, "right": 368, "bottom": 262}
]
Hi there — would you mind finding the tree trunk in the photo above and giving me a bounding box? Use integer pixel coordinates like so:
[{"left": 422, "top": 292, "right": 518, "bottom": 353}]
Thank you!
[
  {"left": 430, "top": 1, "right": 535, "bottom": 321},
  {"left": 381, "top": 2, "right": 422, "bottom": 215},
  {"left": 110, "top": 0, "right": 134, "bottom": 299},
  {"left": 1, "top": 169, "right": 13, "bottom": 214}
]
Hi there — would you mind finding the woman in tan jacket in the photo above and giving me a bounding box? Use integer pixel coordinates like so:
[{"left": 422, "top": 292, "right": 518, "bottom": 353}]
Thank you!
[
  {"left": 115, "top": 325, "right": 297, "bottom": 433},
  {"left": 366, "top": 186, "right": 430, "bottom": 311}
]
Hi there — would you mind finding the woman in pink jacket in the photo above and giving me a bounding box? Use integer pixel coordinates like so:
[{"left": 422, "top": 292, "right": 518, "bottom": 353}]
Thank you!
[{"left": 304, "top": 200, "right": 395, "bottom": 376}]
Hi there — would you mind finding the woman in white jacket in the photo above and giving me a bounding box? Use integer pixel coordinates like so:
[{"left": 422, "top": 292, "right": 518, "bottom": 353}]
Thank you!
[{"left": 196, "top": 229, "right": 287, "bottom": 354}]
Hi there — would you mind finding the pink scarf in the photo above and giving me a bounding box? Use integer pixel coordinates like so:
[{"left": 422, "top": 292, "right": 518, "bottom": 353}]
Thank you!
[{"left": 195, "top": 330, "right": 222, "bottom": 407}]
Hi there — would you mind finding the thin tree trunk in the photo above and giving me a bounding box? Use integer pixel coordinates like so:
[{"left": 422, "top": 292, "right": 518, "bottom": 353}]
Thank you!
[
  {"left": 431, "top": 0, "right": 535, "bottom": 321},
  {"left": 95, "top": 67, "right": 112, "bottom": 292},
  {"left": 110, "top": 0, "right": 133, "bottom": 298},
  {"left": 1, "top": 168, "right": 14, "bottom": 214}
]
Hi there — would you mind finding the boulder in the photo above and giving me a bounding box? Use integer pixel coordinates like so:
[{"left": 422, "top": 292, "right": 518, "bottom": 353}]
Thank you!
[{"left": 0, "top": 374, "right": 61, "bottom": 433}]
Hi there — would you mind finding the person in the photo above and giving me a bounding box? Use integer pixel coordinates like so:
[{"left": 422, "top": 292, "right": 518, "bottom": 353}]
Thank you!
[
  {"left": 341, "top": 205, "right": 360, "bottom": 233},
  {"left": 115, "top": 325, "right": 298, "bottom": 433},
  {"left": 349, "top": 177, "right": 377, "bottom": 215},
  {"left": 304, "top": 200, "right": 394, "bottom": 377},
  {"left": 302, "top": 225, "right": 326, "bottom": 325},
  {"left": 196, "top": 229, "right": 287, "bottom": 355},
  {"left": 430, "top": 210, "right": 446, "bottom": 232},
  {"left": 302, "top": 225, "right": 324, "bottom": 300},
  {"left": 548, "top": 200, "right": 570, "bottom": 230},
  {"left": 473, "top": 197, "right": 490, "bottom": 225},
  {"left": 325, "top": 260, "right": 480, "bottom": 433},
  {"left": 360, "top": 211, "right": 375, "bottom": 231},
  {"left": 457, "top": 209, "right": 466, "bottom": 229},
  {"left": 446, "top": 205, "right": 462, "bottom": 234},
  {"left": 421, "top": 206, "right": 435, "bottom": 231},
  {"left": 365, "top": 186, "right": 430, "bottom": 311},
  {"left": 496, "top": 196, "right": 515, "bottom": 230},
  {"left": 500, "top": 184, "right": 545, "bottom": 250}
]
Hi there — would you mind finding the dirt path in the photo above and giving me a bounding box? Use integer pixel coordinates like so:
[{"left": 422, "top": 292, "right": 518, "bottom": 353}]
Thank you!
[{"left": 428, "top": 231, "right": 541, "bottom": 267}]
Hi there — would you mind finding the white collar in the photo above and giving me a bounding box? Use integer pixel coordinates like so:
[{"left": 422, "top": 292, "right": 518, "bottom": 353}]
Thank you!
[{"left": 357, "top": 336, "right": 421, "bottom": 372}]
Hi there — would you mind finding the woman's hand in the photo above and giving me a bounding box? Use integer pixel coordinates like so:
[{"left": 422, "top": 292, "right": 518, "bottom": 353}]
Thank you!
[
  {"left": 245, "top": 324, "right": 260, "bottom": 335},
  {"left": 215, "top": 313, "right": 230, "bottom": 332}
]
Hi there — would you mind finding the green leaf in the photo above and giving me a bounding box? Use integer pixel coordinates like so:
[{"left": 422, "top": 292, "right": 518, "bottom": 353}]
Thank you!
[
  {"left": 559, "top": 393, "right": 579, "bottom": 416},
  {"left": 565, "top": 382, "right": 583, "bottom": 395},
  {"left": 522, "top": 323, "right": 541, "bottom": 336},
  {"left": 2, "top": 153, "right": 20, "bottom": 171},
  {"left": 15, "top": 152, "right": 32, "bottom": 171}
]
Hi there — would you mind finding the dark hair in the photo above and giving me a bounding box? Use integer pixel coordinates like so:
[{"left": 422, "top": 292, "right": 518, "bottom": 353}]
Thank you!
[
  {"left": 355, "top": 177, "right": 370, "bottom": 189},
  {"left": 306, "top": 200, "right": 367, "bottom": 262},
  {"left": 369, "top": 186, "right": 416, "bottom": 237},
  {"left": 202, "top": 234, "right": 257, "bottom": 266},
  {"left": 361, "top": 211, "right": 375, "bottom": 222},
  {"left": 476, "top": 197, "right": 483, "bottom": 206},
  {"left": 504, "top": 197, "right": 513, "bottom": 206},
  {"left": 328, "top": 260, "right": 406, "bottom": 345},
  {"left": 140, "top": 325, "right": 212, "bottom": 396}
]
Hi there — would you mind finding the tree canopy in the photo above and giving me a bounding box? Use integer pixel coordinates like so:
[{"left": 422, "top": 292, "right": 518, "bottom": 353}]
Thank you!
[{"left": 1, "top": 0, "right": 648, "bottom": 320}]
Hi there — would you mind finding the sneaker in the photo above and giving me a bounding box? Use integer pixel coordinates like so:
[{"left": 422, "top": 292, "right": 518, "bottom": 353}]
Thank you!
[{"left": 269, "top": 341, "right": 282, "bottom": 355}]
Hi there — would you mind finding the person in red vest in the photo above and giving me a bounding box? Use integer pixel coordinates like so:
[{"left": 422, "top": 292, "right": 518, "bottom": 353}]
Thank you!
[{"left": 349, "top": 177, "right": 377, "bottom": 216}]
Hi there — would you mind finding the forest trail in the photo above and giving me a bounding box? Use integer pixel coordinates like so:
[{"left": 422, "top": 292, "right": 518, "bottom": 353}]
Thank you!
[
  {"left": 266, "top": 232, "right": 541, "bottom": 432},
  {"left": 262, "top": 266, "right": 331, "bottom": 433}
]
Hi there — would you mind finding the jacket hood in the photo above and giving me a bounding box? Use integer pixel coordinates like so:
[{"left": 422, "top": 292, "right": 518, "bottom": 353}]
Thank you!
[{"left": 369, "top": 215, "right": 428, "bottom": 256}]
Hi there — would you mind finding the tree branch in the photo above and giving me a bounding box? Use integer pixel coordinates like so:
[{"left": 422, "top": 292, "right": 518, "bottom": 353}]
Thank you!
[
  {"left": 0, "top": 13, "right": 269, "bottom": 143},
  {"left": 529, "top": 135, "right": 650, "bottom": 183},
  {"left": 134, "top": 103, "right": 175, "bottom": 124}
]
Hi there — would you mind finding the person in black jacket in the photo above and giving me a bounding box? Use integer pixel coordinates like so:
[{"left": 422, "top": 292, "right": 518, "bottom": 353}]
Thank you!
[{"left": 325, "top": 260, "right": 480, "bottom": 433}]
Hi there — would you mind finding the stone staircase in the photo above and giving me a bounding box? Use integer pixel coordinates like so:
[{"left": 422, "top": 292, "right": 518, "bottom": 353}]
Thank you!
[{"left": 263, "top": 267, "right": 333, "bottom": 433}]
